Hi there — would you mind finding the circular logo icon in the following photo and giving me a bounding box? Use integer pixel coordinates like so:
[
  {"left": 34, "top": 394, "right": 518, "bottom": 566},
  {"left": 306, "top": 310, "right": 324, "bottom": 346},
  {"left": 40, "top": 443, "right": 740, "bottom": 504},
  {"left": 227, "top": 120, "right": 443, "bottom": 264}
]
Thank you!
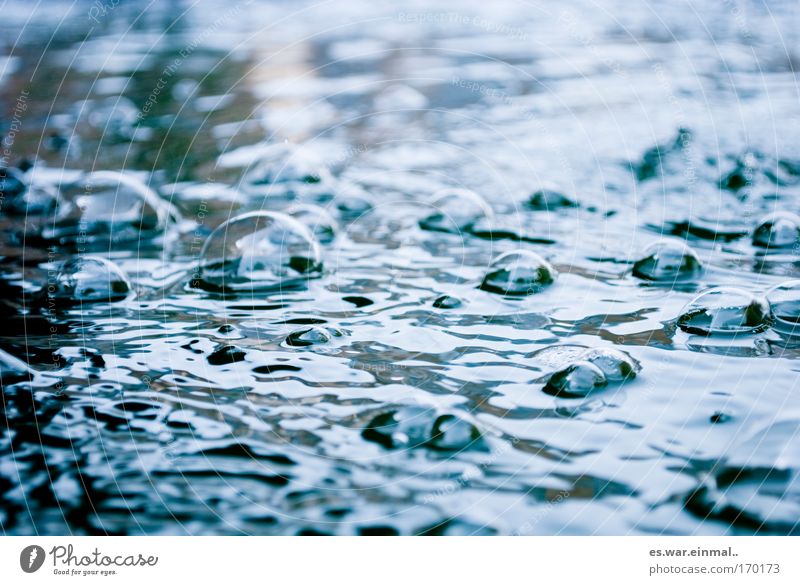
[{"left": 20, "top": 545, "right": 46, "bottom": 573}]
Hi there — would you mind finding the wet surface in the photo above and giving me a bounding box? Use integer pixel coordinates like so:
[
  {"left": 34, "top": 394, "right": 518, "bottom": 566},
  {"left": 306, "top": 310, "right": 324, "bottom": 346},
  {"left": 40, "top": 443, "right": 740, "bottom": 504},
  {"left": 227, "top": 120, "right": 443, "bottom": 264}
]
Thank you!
[{"left": 0, "top": 0, "right": 799, "bottom": 535}]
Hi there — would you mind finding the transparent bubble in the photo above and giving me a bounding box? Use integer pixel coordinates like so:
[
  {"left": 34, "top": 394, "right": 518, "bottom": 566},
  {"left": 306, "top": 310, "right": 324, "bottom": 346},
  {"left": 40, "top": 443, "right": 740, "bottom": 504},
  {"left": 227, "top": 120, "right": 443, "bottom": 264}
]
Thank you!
[
  {"left": 48, "top": 256, "right": 133, "bottom": 304},
  {"left": 1, "top": 168, "right": 62, "bottom": 216},
  {"left": 766, "top": 280, "right": 800, "bottom": 336},
  {"left": 197, "top": 211, "right": 323, "bottom": 293},
  {"left": 43, "top": 171, "right": 177, "bottom": 246},
  {"left": 433, "top": 295, "right": 462, "bottom": 309},
  {"left": 244, "top": 143, "right": 332, "bottom": 188},
  {"left": 678, "top": 287, "right": 772, "bottom": 335},
  {"left": 751, "top": 211, "right": 800, "bottom": 249},
  {"left": 285, "top": 325, "right": 343, "bottom": 347},
  {"left": 579, "top": 347, "right": 641, "bottom": 382},
  {"left": 419, "top": 188, "right": 494, "bottom": 234},
  {"left": 286, "top": 204, "right": 338, "bottom": 245},
  {"left": 331, "top": 183, "right": 374, "bottom": 222},
  {"left": 632, "top": 240, "right": 702, "bottom": 282},
  {"left": 543, "top": 360, "right": 607, "bottom": 398},
  {"left": 528, "top": 187, "right": 578, "bottom": 211},
  {"left": 361, "top": 406, "right": 484, "bottom": 452},
  {"left": 479, "top": 250, "right": 557, "bottom": 296}
]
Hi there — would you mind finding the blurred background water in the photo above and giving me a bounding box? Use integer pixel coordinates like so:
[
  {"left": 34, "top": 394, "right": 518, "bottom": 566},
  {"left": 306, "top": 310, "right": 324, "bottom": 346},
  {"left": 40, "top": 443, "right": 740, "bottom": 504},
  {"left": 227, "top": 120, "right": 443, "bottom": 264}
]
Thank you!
[{"left": 0, "top": 0, "right": 799, "bottom": 535}]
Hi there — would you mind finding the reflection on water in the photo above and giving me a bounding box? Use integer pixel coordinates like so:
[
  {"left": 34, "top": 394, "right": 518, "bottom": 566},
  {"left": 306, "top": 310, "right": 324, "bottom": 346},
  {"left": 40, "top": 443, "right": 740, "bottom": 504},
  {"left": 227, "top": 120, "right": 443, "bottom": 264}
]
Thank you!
[{"left": 1, "top": 0, "right": 799, "bottom": 535}]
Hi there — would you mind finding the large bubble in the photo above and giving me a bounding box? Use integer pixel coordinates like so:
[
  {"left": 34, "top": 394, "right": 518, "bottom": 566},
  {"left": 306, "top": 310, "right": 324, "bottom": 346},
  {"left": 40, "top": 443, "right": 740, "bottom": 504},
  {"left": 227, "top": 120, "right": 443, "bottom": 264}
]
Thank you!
[
  {"left": 419, "top": 188, "right": 494, "bottom": 234},
  {"left": 766, "top": 280, "right": 800, "bottom": 336},
  {"left": 47, "top": 256, "right": 133, "bottom": 305},
  {"left": 751, "top": 211, "right": 800, "bottom": 249},
  {"left": 197, "top": 211, "right": 323, "bottom": 293},
  {"left": 678, "top": 287, "right": 772, "bottom": 335},
  {"left": 42, "top": 171, "right": 177, "bottom": 246},
  {"left": 479, "top": 250, "right": 557, "bottom": 296},
  {"left": 632, "top": 240, "right": 702, "bottom": 282}
]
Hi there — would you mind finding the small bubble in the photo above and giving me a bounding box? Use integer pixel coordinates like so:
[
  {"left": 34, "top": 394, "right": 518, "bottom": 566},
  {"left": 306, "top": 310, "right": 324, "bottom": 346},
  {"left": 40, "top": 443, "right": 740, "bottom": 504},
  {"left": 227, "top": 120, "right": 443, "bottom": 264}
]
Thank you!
[
  {"left": 752, "top": 211, "right": 800, "bottom": 249},
  {"left": 479, "top": 250, "right": 557, "bottom": 296},
  {"left": 632, "top": 240, "right": 702, "bottom": 282},
  {"left": 766, "top": 280, "right": 800, "bottom": 336},
  {"left": 678, "top": 287, "right": 772, "bottom": 335},
  {"left": 543, "top": 360, "right": 607, "bottom": 398},
  {"left": 48, "top": 256, "right": 133, "bottom": 305},
  {"left": 420, "top": 188, "right": 493, "bottom": 234}
]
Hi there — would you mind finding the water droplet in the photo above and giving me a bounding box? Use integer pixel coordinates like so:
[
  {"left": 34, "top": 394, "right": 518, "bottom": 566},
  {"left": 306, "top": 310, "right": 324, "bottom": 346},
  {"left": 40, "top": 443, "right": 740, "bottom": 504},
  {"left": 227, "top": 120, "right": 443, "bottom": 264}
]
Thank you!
[
  {"left": 419, "top": 188, "right": 493, "bottom": 234},
  {"left": 362, "top": 406, "right": 483, "bottom": 451},
  {"left": 285, "top": 325, "right": 343, "bottom": 347},
  {"left": 528, "top": 188, "right": 577, "bottom": 211},
  {"left": 244, "top": 143, "right": 331, "bottom": 187},
  {"left": 197, "top": 211, "right": 323, "bottom": 293},
  {"left": 752, "top": 211, "right": 800, "bottom": 249},
  {"left": 678, "top": 287, "right": 772, "bottom": 335},
  {"left": 433, "top": 295, "right": 462, "bottom": 309},
  {"left": 766, "top": 280, "right": 800, "bottom": 336},
  {"left": 479, "top": 250, "right": 557, "bottom": 296},
  {"left": 48, "top": 256, "right": 133, "bottom": 305},
  {"left": 44, "top": 171, "right": 176, "bottom": 246},
  {"left": 542, "top": 360, "right": 607, "bottom": 398},
  {"left": 579, "top": 348, "right": 641, "bottom": 382},
  {"left": 632, "top": 240, "right": 702, "bottom": 282},
  {"left": 286, "top": 203, "right": 338, "bottom": 245}
]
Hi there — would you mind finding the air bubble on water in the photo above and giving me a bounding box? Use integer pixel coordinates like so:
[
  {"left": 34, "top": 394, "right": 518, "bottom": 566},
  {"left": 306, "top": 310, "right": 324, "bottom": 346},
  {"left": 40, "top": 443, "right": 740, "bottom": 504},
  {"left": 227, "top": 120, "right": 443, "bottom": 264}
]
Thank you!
[
  {"left": 479, "top": 250, "right": 557, "bottom": 296},
  {"left": 361, "top": 406, "right": 483, "bottom": 452},
  {"left": 542, "top": 360, "right": 607, "bottom": 398},
  {"left": 331, "top": 182, "right": 375, "bottom": 222},
  {"left": 1, "top": 169, "right": 62, "bottom": 216},
  {"left": 632, "top": 240, "right": 703, "bottom": 282},
  {"left": 286, "top": 203, "right": 338, "bottom": 245},
  {"left": 579, "top": 347, "right": 641, "bottom": 382},
  {"left": 43, "top": 171, "right": 177, "bottom": 246},
  {"left": 527, "top": 186, "right": 578, "bottom": 211},
  {"left": 751, "top": 211, "right": 800, "bottom": 249},
  {"left": 766, "top": 280, "right": 800, "bottom": 336},
  {"left": 678, "top": 287, "right": 772, "bottom": 335},
  {"left": 48, "top": 256, "right": 133, "bottom": 304},
  {"left": 197, "top": 211, "right": 323, "bottom": 293},
  {"left": 419, "top": 188, "right": 494, "bottom": 234},
  {"left": 433, "top": 295, "right": 462, "bottom": 309},
  {"left": 243, "top": 143, "right": 332, "bottom": 188},
  {"left": 285, "top": 325, "right": 343, "bottom": 347}
]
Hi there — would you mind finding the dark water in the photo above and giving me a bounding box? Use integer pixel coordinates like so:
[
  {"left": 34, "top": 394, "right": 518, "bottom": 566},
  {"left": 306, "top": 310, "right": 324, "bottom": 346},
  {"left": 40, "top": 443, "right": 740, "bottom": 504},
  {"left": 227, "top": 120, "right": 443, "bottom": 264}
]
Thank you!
[{"left": 1, "top": 0, "right": 799, "bottom": 535}]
